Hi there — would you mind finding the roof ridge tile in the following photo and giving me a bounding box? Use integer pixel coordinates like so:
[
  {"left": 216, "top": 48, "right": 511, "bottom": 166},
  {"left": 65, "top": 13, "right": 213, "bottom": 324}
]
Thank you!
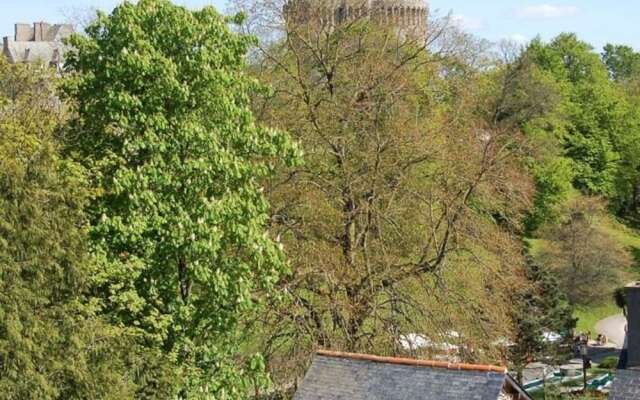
[{"left": 316, "top": 349, "right": 508, "bottom": 374}]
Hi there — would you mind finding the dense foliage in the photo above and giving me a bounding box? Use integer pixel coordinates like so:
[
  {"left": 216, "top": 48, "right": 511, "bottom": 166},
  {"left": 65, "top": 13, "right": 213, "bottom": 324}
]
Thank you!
[
  {"left": 245, "top": 9, "right": 534, "bottom": 384},
  {"left": 510, "top": 256, "right": 576, "bottom": 382},
  {"left": 62, "top": 0, "right": 298, "bottom": 397},
  {"left": 2, "top": 0, "right": 640, "bottom": 398},
  {"left": 0, "top": 60, "right": 138, "bottom": 398},
  {"left": 523, "top": 34, "right": 640, "bottom": 219}
]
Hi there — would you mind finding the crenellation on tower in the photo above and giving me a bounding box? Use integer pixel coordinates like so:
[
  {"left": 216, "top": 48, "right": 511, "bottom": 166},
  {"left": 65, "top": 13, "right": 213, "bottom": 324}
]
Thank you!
[{"left": 284, "top": 0, "right": 429, "bottom": 37}]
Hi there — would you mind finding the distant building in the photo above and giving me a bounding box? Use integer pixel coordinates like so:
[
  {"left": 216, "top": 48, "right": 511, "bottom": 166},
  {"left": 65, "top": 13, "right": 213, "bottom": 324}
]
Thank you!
[
  {"left": 2, "top": 22, "right": 74, "bottom": 70},
  {"left": 610, "top": 282, "right": 640, "bottom": 399},
  {"left": 294, "top": 350, "right": 532, "bottom": 400},
  {"left": 284, "top": 0, "right": 429, "bottom": 38}
]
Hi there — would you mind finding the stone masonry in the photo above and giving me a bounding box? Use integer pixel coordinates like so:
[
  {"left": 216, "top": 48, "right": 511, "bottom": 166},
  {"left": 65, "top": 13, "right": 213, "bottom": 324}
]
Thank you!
[
  {"left": 284, "top": 0, "right": 429, "bottom": 37},
  {"left": 3, "top": 22, "right": 74, "bottom": 70}
]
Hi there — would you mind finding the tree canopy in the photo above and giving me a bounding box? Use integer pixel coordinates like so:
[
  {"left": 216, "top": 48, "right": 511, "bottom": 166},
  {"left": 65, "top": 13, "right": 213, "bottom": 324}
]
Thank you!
[
  {"left": 239, "top": 7, "right": 535, "bottom": 385},
  {"left": 2, "top": 1, "right": 640, "bottom": 398},
  {"left": 0, "top": 59, "right": 139, "bottom": 399},
  {"left": 522, "top": 34, "right": 640, "bottom": 217},
  {"left": 63, "top": 0, "right": 299, "bottom": 396}
]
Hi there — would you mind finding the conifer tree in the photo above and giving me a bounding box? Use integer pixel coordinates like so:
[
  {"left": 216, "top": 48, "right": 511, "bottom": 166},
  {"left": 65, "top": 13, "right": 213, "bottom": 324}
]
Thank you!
[
  {"left": 0, "top": 60, "right": 136, "bottom": 398},
  {"left": 510, "top": 256, "right": 575, "bottom": 383}
]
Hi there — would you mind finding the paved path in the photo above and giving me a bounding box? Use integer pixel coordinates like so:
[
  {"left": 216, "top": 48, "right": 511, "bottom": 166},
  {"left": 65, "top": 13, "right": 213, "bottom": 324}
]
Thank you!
[{"left": 595, "top": 314, "right": 626, "bottom": 348}]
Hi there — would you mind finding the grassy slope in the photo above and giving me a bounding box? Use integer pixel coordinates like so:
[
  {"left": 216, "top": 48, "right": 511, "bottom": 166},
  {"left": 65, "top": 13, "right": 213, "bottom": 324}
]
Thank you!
[
  {"left": 578, "top": 219, "right": 640, "bottom": 331},
  {"left": 574, "top": 303, "right": 621, "bottom": 333},
  {"left": 600, "top": 219, "right": 640, "bottom": 277},
  {"left": 528, "top": 218, "right": 640, "bottom": 333}
]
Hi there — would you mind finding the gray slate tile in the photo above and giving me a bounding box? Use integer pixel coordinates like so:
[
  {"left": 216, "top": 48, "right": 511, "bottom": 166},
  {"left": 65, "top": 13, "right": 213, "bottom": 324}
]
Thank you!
[
  {"left": 294, "top": 355, "right": 508, "bottom": 400},
  {"left": 610, "top": 369, "right": 640, "bottom": 400}
]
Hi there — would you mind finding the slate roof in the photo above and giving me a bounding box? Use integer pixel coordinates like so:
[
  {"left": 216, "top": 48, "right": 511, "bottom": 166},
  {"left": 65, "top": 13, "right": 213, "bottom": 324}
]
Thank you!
[
  {"left": 2, "top": 23, "right": 73, "bottom": 69},
  {"left": 294, "top": 350, "right": 530, "bottom": 400},
  {"left": 3, "top": 41, "right": 68, "bottom": 65},
  {"left": 610, "top": 369, "right": 640, "bottom": 400}
]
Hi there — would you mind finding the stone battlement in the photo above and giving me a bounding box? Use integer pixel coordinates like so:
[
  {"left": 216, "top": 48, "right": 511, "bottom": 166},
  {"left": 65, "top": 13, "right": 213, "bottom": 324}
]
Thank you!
[{"left": 285, "top": 0, "right": 428, "bottom": 36}]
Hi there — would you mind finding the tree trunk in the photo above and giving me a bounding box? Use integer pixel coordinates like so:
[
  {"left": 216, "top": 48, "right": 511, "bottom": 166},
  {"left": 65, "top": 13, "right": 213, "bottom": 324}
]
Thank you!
[
  {"left": 178, "top": 258, "right": 192, "bottom": 304},
  {"left": 633, "top": 179, "right": 640, "bottom": 214},
  {"left": 342, "top": 187, "right": 357, "bottom": 266}
]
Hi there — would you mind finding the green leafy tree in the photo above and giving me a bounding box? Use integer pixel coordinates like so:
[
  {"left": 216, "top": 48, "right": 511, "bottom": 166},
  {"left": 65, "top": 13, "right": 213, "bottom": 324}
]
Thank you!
[
  {"left": 63, "top": 0, "right": 299, "bottom": 397},
  {"left": 603, "top": 44, "right": 640, "bottom": 82},
  {"left": 613, "top": 113, "right": 640, "bottom": 217},
  {"left": 527, "top": 157, "right": 575, "bottom": 232},
  {"left": 480, "top": 46, "right": 574, "bottom": 230},
  {"left": 515, "top": 34, "right": 640, "bottom": 218},
  {"left": 601, "top": 44, "right": 640, "bottom": 217},
  {"left": 527, "top": 34, "right": 623, "bottom": 196},
  {"left": 0, "top": 60, "right": 137, "bottom": 398}
]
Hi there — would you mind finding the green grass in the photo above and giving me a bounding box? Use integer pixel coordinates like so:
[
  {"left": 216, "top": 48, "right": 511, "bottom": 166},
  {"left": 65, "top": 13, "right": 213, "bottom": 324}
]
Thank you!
[
  {"left": 600, "top": 220, "right": 640, "bottom": 248},
  {"left": 574, "top": 302, "right": 621, "bottom": 333},
  {"left": 600, "top": 220, "right": 640, "bottom": 276},
  {"left": 572, "top": 218, "right": 638, "bottom": 333}
]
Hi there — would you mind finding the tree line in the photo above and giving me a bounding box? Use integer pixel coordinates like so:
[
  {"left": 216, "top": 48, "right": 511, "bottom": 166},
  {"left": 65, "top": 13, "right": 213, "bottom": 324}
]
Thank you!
[{"left": 1, "top": 0, "right": 639, "bottom": 398}]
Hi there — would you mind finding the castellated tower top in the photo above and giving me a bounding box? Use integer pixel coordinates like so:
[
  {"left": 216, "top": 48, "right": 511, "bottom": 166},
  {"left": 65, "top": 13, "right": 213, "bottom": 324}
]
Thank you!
[{"left": 284, "top": 0, "right": 429, "bottom": 37}]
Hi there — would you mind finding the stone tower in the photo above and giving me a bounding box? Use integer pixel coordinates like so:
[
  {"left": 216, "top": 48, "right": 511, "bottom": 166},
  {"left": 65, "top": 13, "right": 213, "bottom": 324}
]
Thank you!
[{"left": 284, "top": 0, "right": 428, "bottom": 37}]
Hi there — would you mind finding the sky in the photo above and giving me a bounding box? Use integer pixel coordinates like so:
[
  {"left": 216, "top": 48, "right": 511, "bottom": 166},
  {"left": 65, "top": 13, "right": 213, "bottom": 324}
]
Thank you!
[
  {"left": 2, "top": 1, "right": 639, "bottom": 52},
  {"left": 429, "top": 0, "right": 640, "bottom": 51}
]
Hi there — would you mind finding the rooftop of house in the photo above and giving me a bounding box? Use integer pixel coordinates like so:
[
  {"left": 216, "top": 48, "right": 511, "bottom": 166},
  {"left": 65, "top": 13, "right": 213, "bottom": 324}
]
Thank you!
[
  {"left": 294, "top": 350, "right": 531, "bottom": 400},
  {"left": 2, "top": 23, "right": 73, "bottom": 67},
  {"left": 3, "top": 41, "right": 65, "bottom": 64}
]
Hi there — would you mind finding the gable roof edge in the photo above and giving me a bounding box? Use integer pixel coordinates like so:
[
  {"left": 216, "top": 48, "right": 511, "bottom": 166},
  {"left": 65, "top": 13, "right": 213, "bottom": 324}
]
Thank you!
[
  {"left": 316, "top": 349, "right": 508, "bottom": 374},
  {"left": 504, "top": 374, "right": 534, "bottom": 400}
]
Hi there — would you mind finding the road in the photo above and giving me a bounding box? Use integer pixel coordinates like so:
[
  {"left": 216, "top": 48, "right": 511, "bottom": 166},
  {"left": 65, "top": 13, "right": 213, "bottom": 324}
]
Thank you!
[
  {"left": 522, "top": 314, "right": 626, "bottom": 384},
  {"left": 595, "top": 314, "right": 626, "bottom": 348}
]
